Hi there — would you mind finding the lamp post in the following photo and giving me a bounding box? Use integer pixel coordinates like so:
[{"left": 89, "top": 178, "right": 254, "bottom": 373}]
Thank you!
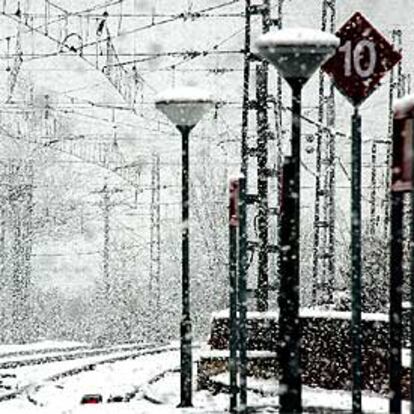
[
  {"left": 256, "top": 28, "right": 339, "bottom": 413},
  {"left": 155, "top": 86, "right": 214, "bottom": 407}
]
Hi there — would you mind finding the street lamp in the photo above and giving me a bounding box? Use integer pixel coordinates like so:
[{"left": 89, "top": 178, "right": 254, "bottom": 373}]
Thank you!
[
  {"left": 255, "top": 28, "right": 339, "bottom": 413},
  {"left": 155, "top": 86, "right": 215, "bottom": 407}
]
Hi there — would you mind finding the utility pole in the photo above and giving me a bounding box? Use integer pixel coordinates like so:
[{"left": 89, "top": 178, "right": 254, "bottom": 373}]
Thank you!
[
  {"left": 238, "top": 2, "right": 252, "bottom": 411},
  {"left": 8, "top": 160, "right": 34, "bottom": 343},
  {"left": 384, "top": 29, "right": 403, "bottom": 240},
  {"left": 370, "top": 140, "right": 378, "bottom": 235},
  {"left": 274, "top": 0, "right": 284, "bottom": 292},
  {"left": 0, "top": 206, "right": 6, "bottom": 284},
  {"left": 312, "top": 0, "right": 336, "bottom": 304},
  {"left": 149, "top": 153, "right": 161, "bottom": 339},
  {"left": 326, "top": 1, "right": 337, "bottom": 302},
  {"left": 94, "top": 182, "right": 123, "bottom": 342},
  {"left": 241, "top": 0, "right": 280, "bottom": 312},
  {"left": 103, "top": 184, "right": 110, "bottom": 297},
  {"left": 236, "top": 2, "right": 284, "bottom": 409},
  {"left": 255, "top": 0, "right": 271, "bottom": 312}
]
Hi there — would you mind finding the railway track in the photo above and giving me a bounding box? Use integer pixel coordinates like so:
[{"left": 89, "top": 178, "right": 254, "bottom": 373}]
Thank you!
[
  {"left": 0, "top": 342, "right": 154, "bottom": 370},
  {"left": 0, "top": 343, "right": 180, "bottom": 403},
  {"left": 0, "top": 344, "right": 91, "bottom": 360}
]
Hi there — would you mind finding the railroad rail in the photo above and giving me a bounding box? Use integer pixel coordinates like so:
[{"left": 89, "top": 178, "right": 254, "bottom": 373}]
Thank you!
[
  {"left": 0, "top": 343, "right": 180, "bottom": 403},
  {"left": 0, "top": 342, "right": 154, "bottom": 370}
]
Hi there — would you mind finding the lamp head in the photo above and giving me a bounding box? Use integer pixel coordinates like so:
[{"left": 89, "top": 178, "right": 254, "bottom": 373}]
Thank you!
[
  {"left": 155, "top": 86, "right": 215, "bottom": 128},
  {"left": 255, "top": 28, "right": 339, "bottom": 86}
]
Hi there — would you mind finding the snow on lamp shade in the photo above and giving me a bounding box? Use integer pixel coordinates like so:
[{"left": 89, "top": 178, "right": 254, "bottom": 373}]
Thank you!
[
  {"left": 393, "top": 94, "right": 414, "bottom": 119},
  {"left": 255, "top": 28, "right": 339, "bottom": 83},
  {"left": 155, "top": 87, "right": 215, "bottom": 127}
]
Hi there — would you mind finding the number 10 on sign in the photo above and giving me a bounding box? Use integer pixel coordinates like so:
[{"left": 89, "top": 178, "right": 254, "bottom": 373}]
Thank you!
[
  {"left": 339, "top": 40, "right": 376, "bottom": 79},
  {"left": 322, "top": 11, "right": 401, "bottom": 106}
]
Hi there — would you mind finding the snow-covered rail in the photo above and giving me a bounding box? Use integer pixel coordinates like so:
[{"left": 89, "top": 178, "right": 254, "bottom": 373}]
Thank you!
[
  {"left": 0, "top": 343, "right": 180, "bottom": 403},
  {"left": 0, "top": 342, "right": 154, "bottom": 370},
  {"left": 0, "top": 344, "right": 92, "bottom": 361}
]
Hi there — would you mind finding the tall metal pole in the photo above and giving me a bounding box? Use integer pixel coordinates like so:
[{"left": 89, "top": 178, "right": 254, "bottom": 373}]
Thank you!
[
  {"left": 389, "top": 115, "right": 404, "bottom": 414},
  {"left": 313, "top": 0, "right": 337, "bottom": 304},
  {"left": 351, "top": 106, "right": 362, "bottom": 414},
  {"left": 384, "top": 29, "right": 402, "bottom": 241},
  {"left": 241, "top": 0, "right": 251, "bottom": 178},
  {"left": 256, "top": 63, "right": 269, "bottom": 312},
  {"left": 238, "top": 175, "right": 248, "bottom": 414},
  {"left": 255, "top": 0, "right": 271, "bottom": 313},
  {"left": 103, "top": 183, "right": 110, "bottom": 299},
  {"left": 229, "top": 179, "right": 239, "bottom": 413},
  {"left": 410, "top": 119, "right": 414, "bottom": 414},
  {"left": 178, "top": 125, "right": 193, "bottom": 408},
  {"left": 238, "top": 1, "right": 250, "bottom": 408},
  {"left": 326, "top": 0, "right": 337, "bottom": 302},
  {"left": 274, "top": 0, "right": 284, "bottom": 293},
  {"left": 389, "top": 188, "right": 403, "bottom": 414},
  {"left": 149, "top": 153, "right": 161, "bottom": 340},
  {"left": 370, "top": 141, "right": 377, "bottom": 235},
  {"left": 279, "top": 80, "right": 303, "bottom": 414},
  {"left": 312, "top": 0, "right": 327, "bottom": 305}
]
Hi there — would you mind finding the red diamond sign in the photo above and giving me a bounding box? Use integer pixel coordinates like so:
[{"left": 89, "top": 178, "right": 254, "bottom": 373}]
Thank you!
[{"left": 322, "top": 12, "right": 402, "bottom": 106}]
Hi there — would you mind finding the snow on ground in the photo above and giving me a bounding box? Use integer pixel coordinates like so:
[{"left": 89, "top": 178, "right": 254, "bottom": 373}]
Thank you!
[
  {"left": 0, "top": 346, "right": 163, "bottom": 397},
  {"left": 1, "top": 348, "right": 412, "bottom": 413},
  {"left": 0, "top": 341, "right": 87, "bottom": 354},
  {"left": 148, "top": 371, "right": 413, "bottom": 414},
  {"left": 0, "top": 349, "right": 182, "bottom": 413},
  {"left": 0, "top": 342, "right": 145, "bottom": 363}
]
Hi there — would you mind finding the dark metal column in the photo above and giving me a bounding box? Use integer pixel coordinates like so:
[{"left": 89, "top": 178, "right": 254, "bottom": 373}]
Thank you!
[
  {"left": 312, "top": 0, "right": 327, "bottom": 304},
  {"left": 326, "top": 78, "right": 336, "bottom": 304},
  {"left": 229, "top": 179, "right": 239, "bottom": 413},
  {"left": 389, "top": 189, "right": 403, "bottom": 414},
  {"left": 238, "top": 0, "right": 251, "bottom": 409},
  {"left": 410, "top": 119, "right": 414, "bottom": 414},
  {"left": 279, "top": 79, "right": 303, "bottom": 413},
  {"left": 240, "top": 0, "right": 251, "bottom": 178},
  {"left": 370, "top": 141, "right": 377, "bottom": 235},
  {"left": 238, "top": 176, "right": 248, "bottom": 414},
  {"left": 256, "top": 63, "right": 269, "bottom": 312},
  {"left": 178, "top": 125, "right": 193, "bottom": 408},
  {"left": 351, "top": 106, "right": 362, "bottom": 414}
]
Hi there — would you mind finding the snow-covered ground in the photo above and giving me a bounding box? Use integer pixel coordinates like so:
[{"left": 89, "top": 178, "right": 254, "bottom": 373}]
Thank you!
[
  {"left": 0, "top": 341, "right": 87, "bottom": 354},
  {"left": 145, "top": 371, "right": 413, "bottom": 414},
  {"left": 0, "top": 344, "right": 411, "bottom": 414},
  {"left": 0, "top": 342, "right": 163, "bottom": 399},
  {"left": 0, "top": 348, "right": 181, "bottom": 413}
]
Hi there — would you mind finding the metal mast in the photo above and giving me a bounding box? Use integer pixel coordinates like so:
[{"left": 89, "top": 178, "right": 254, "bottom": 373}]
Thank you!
[
  {"left": 149, "top": 153, "right": 161, "bottom": 336},
  {"left": 312, "top": 0, "right": 336, "bottom": 304},
  {"left": 384, "top": 29, "right": 403, "bottom": 240},
  {"left": 241, "top": 0, "right": 282, "bottom": 312}
]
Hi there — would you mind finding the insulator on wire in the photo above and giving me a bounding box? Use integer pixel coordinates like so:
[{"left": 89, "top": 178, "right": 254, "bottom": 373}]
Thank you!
[
  {"left": 44, "top": 94, "right": 49, "bottom": 120},
  {"left": 117, "top": 0, "right": 123, "bottom": 35},
  {"left": 15, "top": 0, "right": 20, "bottom": 17},
  {"left": 5, "top": 37, "right": 10, "bottom": 72},
  {"left": 151, "top": 1, "right": 157, "bottom": 25},
  {"left": 96, "top": 11, "right": 108, "bottom": 36},
  {"left": 83, "top": 15, "right": 90, "bottom": 45},
  {"left": 44, "top": 0, "right": 49, "bottom": 35}
]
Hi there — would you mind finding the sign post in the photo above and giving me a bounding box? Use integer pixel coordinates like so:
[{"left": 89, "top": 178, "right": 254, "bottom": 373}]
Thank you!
[{"left": 322, "top": 11, "right": 402, "bottom": 413}]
